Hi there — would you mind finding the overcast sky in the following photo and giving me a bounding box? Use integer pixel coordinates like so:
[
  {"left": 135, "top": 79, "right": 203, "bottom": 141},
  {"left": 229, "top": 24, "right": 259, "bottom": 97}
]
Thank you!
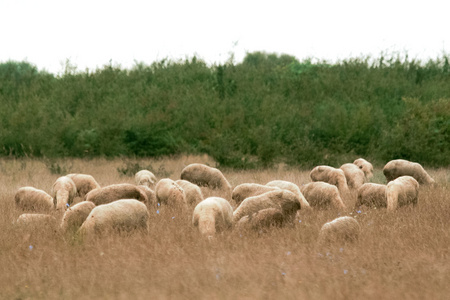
[{"left": 1, "top": 0, "right": 449, "bottom": 74}]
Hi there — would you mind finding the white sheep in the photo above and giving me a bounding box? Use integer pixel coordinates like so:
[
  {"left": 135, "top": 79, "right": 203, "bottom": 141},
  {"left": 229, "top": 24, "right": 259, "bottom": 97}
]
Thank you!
[
  {"left": 310, "top": 165, "right": 351, "bottom": 197},
  {"left": 180, "top": 163, "right": 232, "bottom": 200},
  {"left": 51, "top": 176, "right": 77, "bottom": 212},
  {"left": 383, "top": 159, "right": 435, "bottom": 185},
  {"left": 155, "top": 178, "right": 188, "bottom": 210},
  {"left": 232, "top": 190, "right": 300, "bottom": 224},
  {"left": 386, "top": 176, "right": 419, "bottom": 211},
  {"left": 136, "top": 185, "right": 157, "bottom": 208},
  {"left": 135, "top": 170, "right": 157, "bottom": 188},
  {"left": 340, "top": 163, "right": 365, "bottom": 190},
  {"left": 353, "top": 158, "right": 374, "bottom": 180},
  {"left": 175, "top": 179, "right": 204, "bottom": 206},
  {"left": 232, "top": 183, "right": 280, "bottom": 205},
  {"left": 14, "top": 187, "right": 54, "bottom": 213},
  {"left": 78, "top": 199, "right": 150, "bottom": 236},
  {"left": 15, "top": 213, "right": 57, "bottom": 231},
  {"left": 355, "top": 183, "right": 387, "bottom": 209},
  {"left": 60, "top": 201, "right": 96, "bottom": 232},
  {"left": 318, "top": 216, "right": 360, "bottom": 244},
  {"left": 300, "top": 182, "right": 346, "bottom": 210},
  {"left": 192, "top": 197, "right": 233, "bottom": 238},
  {"left": 265, "top": 180, "right": 311, "bottom": 210},
  {"left": 235, "top": 207, "right": 285, "bottom": 231},
  {"left": 66, "top": 173, "right": 101, "bottom": 199},
  {"left": 85, "top": 183, "right": 148, "bottom": 206}
]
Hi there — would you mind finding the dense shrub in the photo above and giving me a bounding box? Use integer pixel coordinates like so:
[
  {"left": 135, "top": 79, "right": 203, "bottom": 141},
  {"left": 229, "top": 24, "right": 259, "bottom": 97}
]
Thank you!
[{"left": 0, "top": 54, "right": 449, "bottom": 168}]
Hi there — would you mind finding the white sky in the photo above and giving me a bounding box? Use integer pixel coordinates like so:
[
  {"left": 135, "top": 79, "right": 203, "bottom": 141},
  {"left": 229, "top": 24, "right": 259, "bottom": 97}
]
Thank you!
[{"left": 1, "top": 0, "right": 449, "bottom": 75}]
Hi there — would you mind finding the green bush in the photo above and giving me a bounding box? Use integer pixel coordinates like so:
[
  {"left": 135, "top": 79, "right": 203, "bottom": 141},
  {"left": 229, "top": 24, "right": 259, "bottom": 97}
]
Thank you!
[{"left": 0, "top": 53, "right": 449, "bottom": 168}]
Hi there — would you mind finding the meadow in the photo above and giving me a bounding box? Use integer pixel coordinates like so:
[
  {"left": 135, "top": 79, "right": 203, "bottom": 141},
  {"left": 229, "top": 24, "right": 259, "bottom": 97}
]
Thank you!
[{"left": 1, "top": 156, "right": 449, "bottom": 299}]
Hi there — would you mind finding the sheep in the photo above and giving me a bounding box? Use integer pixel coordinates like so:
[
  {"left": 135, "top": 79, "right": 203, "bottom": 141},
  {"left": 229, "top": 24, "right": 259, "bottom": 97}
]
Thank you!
[
  {"left": 66, "top": 173, "right": 101, "bottom": 199},
  {"left": 235, "top": 208, "right": 285, "bottom": 231},
  {"left": 192, "top": 197, "right": 233, "bottom": 238},
  {"left": 180, "top": 163, "right": 232, "bottom": 200},
  {"left": 300, "top": 182, "right": 346, "bottom": 210},
  {"left": 60, "top": 201, "right": 96, "bottom": 233},
  {"left": 136, "top": 185, "right": 157, "bottom": 208},
  {"left": 340, "top": 163, "right": 365, "bottom": 190},
  {"left": 85, "top": 183, "right": 148, "bottom": 206},
  {"left": 383, "top": 159, "right": 435, "bottom": 185},
  {"left": 265, "top": 180, "right": 311, "bottom": 210},
  {"left": 14, "top": 213, "right": 58, "bottom": 234},
  {"left": 135, "top": 170, "right": 157, "bottom": 188},
  {"left": 318, "top": 216, "right": 360, "bottom": 244},
  {"left": 155, "top": 178, "right": 188, "bottom": 210},
  {"left": 232, "top": 190, "right": 300, "bottom": 224},
  {"left": 51, "top": 176, "right": 77, "bottom": 212},
  {"left": 386, "top": 176, "right": 419, "bottom": 211},
  {"left": 232, "top": 183, "right": 280, "bottom": 205},
  {"left": 78, "top": 199, "right": 150, "bottom": 236},
  {"left": 310, "top": 165, "right": 351, "bottom": 197},
  {"left": 355, "top": 183, "right": 387, "bottom": 209},
  {"left": 14, "top": 187, "right": 54, "bottom": 213},
  {"left": 353, "top": 158, "right": 374, "bottom": 180},
  {"left": 175, "top": 179, "right": 204, "bottom": 206}
]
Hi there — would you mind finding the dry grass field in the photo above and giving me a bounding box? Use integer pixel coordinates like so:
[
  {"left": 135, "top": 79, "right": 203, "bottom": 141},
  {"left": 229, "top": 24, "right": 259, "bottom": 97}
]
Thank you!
[{"left": 0, "top": 156, "right": 449, "bottom": 299}]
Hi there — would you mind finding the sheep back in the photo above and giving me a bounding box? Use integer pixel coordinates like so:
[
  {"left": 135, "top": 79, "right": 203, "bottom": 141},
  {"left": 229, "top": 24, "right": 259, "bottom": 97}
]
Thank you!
[
  {"left": 232, "top": 183, "right": 280, "bottom": 205},
  {"left": 355, "top": 183, "right": 387, "bottom": 208},
  {"left": 79, "top": 199, "right": 150, "bottom": 236},
  {"left": 300, "top": 182, "right": 346, "bottom": 210},
  {"left": 66, "top": 173, "right": 101, "bottom": 199},
  {"left": 192, "top": 197, "right": 233, "bottom": 237},
  {"left": 85, "top": 183, "right": 148, "bottom": 205},
  {"left": 386, "top": 176, "right": 419, "bottom": 211},
  {"left": 383, "top": 159, "right": 435, "bottom": 185},
  {"left": 14, "top": 187, "right": 54, "bottom": 213}
]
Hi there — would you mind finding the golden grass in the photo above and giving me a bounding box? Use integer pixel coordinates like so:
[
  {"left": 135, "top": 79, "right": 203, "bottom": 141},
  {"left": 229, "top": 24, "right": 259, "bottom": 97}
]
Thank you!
[{"left": 1, "top": 156, "right": 449, "bottom": 299}]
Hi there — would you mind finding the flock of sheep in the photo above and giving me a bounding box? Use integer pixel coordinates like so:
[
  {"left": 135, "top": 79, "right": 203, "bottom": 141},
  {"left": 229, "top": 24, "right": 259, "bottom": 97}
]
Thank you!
[{"left": 13, "top": 158, "right": 436, "bottom": 245}]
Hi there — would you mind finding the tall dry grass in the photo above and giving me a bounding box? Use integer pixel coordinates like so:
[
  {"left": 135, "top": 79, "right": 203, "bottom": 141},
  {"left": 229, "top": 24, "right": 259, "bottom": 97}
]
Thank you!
[{"left": 0, "top": 156, "right": 449, "bottom": 299}]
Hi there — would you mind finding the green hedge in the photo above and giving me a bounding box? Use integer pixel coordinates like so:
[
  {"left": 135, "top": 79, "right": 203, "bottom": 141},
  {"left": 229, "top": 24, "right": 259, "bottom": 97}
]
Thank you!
[{"left": 0, "top": 53, "right": 449, "bottom": 168}]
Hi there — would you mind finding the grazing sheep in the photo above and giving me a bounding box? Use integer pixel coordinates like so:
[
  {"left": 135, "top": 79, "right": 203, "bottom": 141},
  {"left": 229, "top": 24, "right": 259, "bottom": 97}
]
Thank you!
[
  {"left": 353, "top": 158, "right": 374, "bottom": 180},
  {"left": 386, "top": 176, "right": 419, "bottom": 211},
  {"left": 235, "top": 208, "right": 285, "bottom": 231},
  {"left": 15, "top": 214, "right": 57, "bottom": 231},
  {"left": 355, "top": 183, "right": 387, "bottom": 209},
  {"left": 318, "top": 216, "right": 360, "bottom": 244},
  {"left": 136, "top": 185, "right": 157, "bottom": 208},
  {"left": 265, "top": 180, "right": 311, "bottom": 210},
  {"left": 310, "top": 165, "right": 351, "bottom": 197},
  {"left": 14, "top": 187, "right": 54, "bottom": 213},
  {"left": 85, "top": 183, "right": 148, "bottom": 206},
  {"left": 79, "top": 199, "right": 150, "bottom": 236},
  {"left": 383, "top": 159, "right": 435, "bottom": 185},
  {"left": 233, "top": 190, "right": 300, "bottom": 224},
  {"left": 155, "top": 179, "right": 187, "bottom": 210},
  {"left": 135, "top": 170, "right": 157, "bottom": 188},
  {"left": 51, "top": 176, "right": 77, "bottom": 212},
  {"left": 340, "top": 163, "right": 365, "bottom": 190},
  {"left": 180, "top": 163, "right": 232, "bottom": 199},
  {"left": 175, "top": 179, "right": 204, "bottom": 206},
  {"left": 232, "top": 183, "right": 280, "bottom": 205},
  {"left": 192, "top": 197, "right": 233, "bottom": 238},
  {"left": 60, "top": 201, "right": 96, "bottom": 232},
  {"left": 66, "top": 173, "right": 101, "bottom": 199},
  {"left": 300, "top": 182, "right": 346, "bottom": 210}
]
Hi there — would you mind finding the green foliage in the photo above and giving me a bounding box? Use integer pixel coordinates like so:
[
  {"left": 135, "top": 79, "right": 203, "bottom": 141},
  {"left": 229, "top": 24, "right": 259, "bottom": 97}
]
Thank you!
[{"left": 1, "top": 53, "right": 449, "bottom": 168}]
